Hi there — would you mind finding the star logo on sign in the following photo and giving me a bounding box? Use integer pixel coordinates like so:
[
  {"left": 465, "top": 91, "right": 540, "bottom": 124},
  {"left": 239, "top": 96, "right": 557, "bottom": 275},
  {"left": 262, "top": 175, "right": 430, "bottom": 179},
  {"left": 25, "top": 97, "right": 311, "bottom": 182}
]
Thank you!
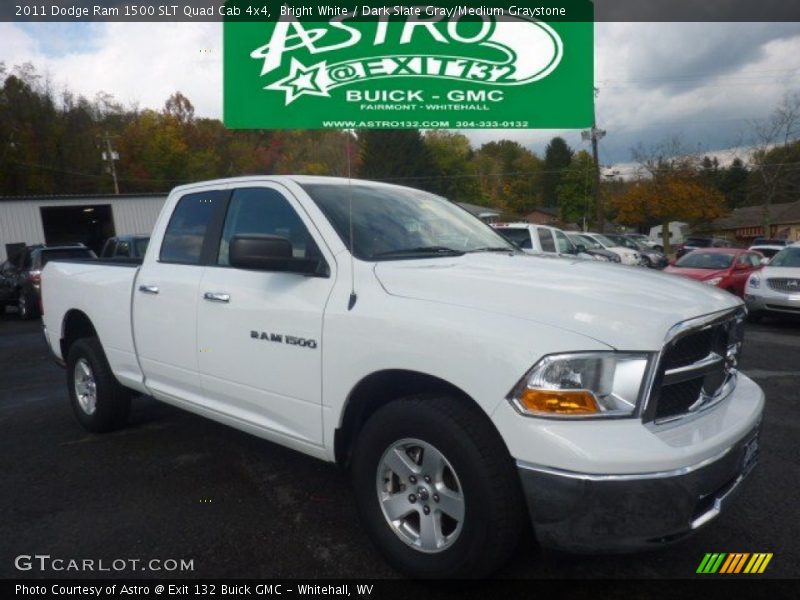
[{"left": 266, "top": 58, "right": 330, "bottom": 105}]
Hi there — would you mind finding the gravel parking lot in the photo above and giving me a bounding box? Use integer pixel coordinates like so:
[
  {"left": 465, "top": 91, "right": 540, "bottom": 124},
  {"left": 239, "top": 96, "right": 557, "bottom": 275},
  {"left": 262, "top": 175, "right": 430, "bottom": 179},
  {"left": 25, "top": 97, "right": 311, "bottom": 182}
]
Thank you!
[{"left": 0, "top": 311, "right": 797, "bottom": 579}]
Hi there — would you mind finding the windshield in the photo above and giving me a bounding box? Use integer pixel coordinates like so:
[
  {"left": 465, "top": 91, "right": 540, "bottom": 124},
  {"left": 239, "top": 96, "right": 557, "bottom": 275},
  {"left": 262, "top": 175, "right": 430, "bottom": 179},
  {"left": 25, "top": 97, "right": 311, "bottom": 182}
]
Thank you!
[
  {"left": 770, "top": 247, "right": 800, "bottom": 267},
  {"left": 685, "top": 238, "right": 711, "bottom": 247},
  {"left": 607, "top": 235, "right": 638, "bottom": 250},
  {"left": 571, "top": 234, "right": 601, "bottom": 250},
  {"left": 590, "top": 234, "right": 617, "bottom": 248},
  {"left": 495, "top": 228, "right": 532, "bottom": 250},
  {"left": 676, "top": 251, "right": 734, "bottom": 269},
  {"left": 301, "top": 183, "right": 514, "bottom": 260}
]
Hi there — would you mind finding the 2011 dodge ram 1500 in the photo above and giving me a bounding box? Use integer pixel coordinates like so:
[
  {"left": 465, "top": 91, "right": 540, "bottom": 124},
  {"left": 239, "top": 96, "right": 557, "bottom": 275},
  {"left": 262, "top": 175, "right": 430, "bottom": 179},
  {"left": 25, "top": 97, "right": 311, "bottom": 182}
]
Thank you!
[{"left": 42, "top": 176, "right": 764, "bottom": 578}]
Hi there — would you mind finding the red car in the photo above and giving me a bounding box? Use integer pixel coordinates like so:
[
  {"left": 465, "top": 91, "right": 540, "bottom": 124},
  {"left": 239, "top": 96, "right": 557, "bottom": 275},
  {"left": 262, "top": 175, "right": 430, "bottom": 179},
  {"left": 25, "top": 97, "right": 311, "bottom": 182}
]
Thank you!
[{"left": 664, "top": 247, "right": 764, "bottom": 297}]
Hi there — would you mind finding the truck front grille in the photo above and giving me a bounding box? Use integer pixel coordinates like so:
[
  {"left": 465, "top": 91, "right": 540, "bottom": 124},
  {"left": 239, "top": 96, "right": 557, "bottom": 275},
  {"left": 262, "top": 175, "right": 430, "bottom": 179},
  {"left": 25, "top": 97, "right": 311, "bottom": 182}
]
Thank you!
[
  {"left": 767, "top": 278, "right": 800, "bottom": 294},
  {"left": 645, "top": 309, "right": 745, "bottom": 423}
]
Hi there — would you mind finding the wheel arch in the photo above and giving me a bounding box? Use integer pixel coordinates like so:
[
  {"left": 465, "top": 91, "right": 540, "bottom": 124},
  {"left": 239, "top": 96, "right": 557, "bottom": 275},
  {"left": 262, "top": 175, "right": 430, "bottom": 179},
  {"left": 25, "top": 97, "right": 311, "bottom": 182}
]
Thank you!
[
  {"left": 60, "top": 309, "right": 98, "bottom": 359},
  {"left": 334, "top": 369, "right": 511, "bottom": 469}
]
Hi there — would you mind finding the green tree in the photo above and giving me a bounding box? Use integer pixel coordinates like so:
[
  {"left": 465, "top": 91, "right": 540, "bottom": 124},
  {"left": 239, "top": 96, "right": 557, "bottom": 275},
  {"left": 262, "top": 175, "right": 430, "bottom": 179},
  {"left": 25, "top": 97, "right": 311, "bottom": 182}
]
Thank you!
[
  {"left": 358, "top": 129, "right": 435, "bottom": 188},
  {"left": 424, "top": 131, "right": 479, "bottom": 201},
  {"left": 542, "top": 136, "right": 574, "bottom": 206},
  {"left": 556, "top": 150, "right": 595, "bottom": 227}
]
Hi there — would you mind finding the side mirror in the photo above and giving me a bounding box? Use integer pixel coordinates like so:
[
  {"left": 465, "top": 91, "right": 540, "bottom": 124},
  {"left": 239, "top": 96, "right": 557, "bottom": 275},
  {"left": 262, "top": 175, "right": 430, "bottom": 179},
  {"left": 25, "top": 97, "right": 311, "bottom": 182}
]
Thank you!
[
  {"left": 575, "top": 244, "right": 587, "bottom": 254},
  {"left": 229, "top": 234, "right": 327, "bottom": 276},
  {"left": 760, "top": 257, "right": 770, "bottom": 265}
]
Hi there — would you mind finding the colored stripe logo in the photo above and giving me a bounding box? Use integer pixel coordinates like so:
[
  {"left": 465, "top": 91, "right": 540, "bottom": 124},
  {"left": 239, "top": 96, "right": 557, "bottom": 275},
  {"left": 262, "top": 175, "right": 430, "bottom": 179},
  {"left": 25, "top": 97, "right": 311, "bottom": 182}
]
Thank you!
[{"left": 697, "top": 553, "right": 773, "bottom": 574}]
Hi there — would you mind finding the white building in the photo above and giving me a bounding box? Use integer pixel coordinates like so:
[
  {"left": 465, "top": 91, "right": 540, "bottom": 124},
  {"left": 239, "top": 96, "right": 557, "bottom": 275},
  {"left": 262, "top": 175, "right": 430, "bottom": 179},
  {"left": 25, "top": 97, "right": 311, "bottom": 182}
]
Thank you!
[{"left": 0, "top": 193, "right": 167, "bottom": 262}]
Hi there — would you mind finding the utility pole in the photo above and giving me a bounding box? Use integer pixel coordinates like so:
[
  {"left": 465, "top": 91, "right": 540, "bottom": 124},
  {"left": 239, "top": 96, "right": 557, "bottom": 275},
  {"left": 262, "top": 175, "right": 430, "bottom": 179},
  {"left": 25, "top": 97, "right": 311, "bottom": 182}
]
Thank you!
[
  {"left": 582, "top": 88, "right": 606, "bottom": 231},
  {"left": 99, "top": 132, "right": 120, "bottom": 194}
]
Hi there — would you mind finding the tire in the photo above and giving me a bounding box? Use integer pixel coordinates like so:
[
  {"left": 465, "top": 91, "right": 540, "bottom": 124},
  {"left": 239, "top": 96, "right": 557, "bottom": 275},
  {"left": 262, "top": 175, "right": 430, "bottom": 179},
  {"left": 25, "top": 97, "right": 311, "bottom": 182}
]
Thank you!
[
  {"left": 350, "top": 394, "right": 525, "bottom": 579},
  {"left": 66, "top": 338, "right": 131, "bottom": 433},
  {"left": 17, "top": 292, "right": 38, "bottom": 320}
]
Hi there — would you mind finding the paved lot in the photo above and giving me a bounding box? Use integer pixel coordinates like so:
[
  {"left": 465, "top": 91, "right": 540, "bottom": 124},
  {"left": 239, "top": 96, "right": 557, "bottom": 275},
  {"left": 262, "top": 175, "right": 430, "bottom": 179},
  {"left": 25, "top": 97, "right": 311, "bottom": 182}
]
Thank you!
[{"left": 0, "top": 310, "right": 798, "bottom": 579}]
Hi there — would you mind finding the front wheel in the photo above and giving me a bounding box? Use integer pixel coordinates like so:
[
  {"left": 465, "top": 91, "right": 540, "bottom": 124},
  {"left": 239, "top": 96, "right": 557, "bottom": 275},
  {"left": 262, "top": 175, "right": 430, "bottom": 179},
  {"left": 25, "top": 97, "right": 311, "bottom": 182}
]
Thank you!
[
  {"left": 350, "top": 395, "right": 525, "bottom": 578},
  {"left": 66, "top": 338, "right": 131, "bottom": 432}
]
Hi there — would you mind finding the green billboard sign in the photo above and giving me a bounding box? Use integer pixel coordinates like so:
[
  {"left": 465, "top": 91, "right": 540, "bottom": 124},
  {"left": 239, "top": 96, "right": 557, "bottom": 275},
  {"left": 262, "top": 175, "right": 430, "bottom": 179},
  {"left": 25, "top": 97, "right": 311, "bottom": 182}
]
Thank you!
[{"left": 224, "top": 2, "right": 594, "bottom": 129}]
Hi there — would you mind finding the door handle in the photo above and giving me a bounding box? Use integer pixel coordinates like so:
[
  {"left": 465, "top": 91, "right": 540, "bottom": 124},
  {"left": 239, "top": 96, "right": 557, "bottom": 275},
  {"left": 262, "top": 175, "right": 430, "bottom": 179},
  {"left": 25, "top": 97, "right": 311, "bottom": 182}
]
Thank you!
[
  {"left": 138, "top": 285, "right": 159, "bottom": 295},
  {"left": 203, "top": 292, "right": 230, "bottom": 303}
]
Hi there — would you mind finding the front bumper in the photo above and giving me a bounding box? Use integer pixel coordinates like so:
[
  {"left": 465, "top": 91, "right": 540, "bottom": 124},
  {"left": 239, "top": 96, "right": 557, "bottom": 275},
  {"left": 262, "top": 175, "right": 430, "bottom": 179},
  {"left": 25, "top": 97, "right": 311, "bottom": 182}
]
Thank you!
[
  {"left": 745, "top": 291, "right": 800, "bottom": 316},
  {"left": 516, "top": 422, "right": 761, "bottom": 552}
]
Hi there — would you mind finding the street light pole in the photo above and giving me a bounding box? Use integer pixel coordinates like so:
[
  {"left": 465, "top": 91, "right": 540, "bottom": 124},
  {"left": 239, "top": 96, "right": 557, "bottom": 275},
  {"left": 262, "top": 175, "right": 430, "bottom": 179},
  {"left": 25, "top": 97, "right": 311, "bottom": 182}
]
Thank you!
[{"left": 582, "top": 88, "right": 606, "bottom": 232}]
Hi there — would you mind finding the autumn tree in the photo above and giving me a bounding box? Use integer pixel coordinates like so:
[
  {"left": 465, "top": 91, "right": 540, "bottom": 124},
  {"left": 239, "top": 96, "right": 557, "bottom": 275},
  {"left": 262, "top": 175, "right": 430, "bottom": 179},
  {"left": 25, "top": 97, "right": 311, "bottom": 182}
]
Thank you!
[{"left": 613, "top": 174, "right": 727, "bottom": 253}]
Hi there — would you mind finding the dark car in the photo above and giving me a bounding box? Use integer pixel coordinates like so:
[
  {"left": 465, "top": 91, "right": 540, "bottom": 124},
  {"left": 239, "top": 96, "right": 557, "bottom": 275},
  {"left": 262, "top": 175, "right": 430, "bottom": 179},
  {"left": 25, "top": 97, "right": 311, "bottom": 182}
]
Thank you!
[
  {"left": 100, "top": 235, "right": 150, "bottom": 260},
  {"left": 675, "top": 237, "right": 734, "bottom": 259},
  {"left": 0, "top": 260, "right": 18, "bottom": 312},
  {"left": 664, "top": 247, "right": 763, "bottom": 297},
  {"left": 605, "top": 233, "right": 669, "bottom": 269},
  {"left": 5, "top": 244, "right": 96, "bottom": 319}
]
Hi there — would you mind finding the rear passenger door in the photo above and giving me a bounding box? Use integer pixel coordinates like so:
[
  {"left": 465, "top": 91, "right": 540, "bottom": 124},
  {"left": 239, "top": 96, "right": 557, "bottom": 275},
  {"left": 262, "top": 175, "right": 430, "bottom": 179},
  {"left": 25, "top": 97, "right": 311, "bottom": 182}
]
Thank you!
[
  {"left": 536, "top": 228, "right": 557, "bottom": 255},
  {"left": 195, "top": 185, "right": 335, "bottom": 446},
  {"left": 133, "top": 190, "right": 227, "bottom": 401}
]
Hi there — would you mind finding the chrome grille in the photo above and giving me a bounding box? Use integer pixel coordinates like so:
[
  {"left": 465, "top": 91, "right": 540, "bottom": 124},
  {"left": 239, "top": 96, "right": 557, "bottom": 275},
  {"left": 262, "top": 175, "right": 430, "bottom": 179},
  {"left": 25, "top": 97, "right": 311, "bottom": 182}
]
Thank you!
[
  {"left": 767, "top": 278, "right": 800, "bottom": 294},
  {"left": 645, "top": 309, "right": 744, "bottom": 424}
]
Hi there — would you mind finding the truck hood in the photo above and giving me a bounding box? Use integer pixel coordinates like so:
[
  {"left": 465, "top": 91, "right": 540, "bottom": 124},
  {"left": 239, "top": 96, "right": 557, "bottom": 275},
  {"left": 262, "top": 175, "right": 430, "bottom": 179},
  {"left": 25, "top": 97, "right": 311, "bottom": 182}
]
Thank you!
[{"left": 373, "top": 253, "right": 742, "bottom": 350}]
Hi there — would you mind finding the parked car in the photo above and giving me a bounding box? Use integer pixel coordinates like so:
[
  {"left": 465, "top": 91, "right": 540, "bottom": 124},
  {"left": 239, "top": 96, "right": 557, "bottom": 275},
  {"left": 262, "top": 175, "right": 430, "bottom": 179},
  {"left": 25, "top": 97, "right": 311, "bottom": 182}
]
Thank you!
[
  {"left": 492, "top": 223, "right": 598, "bottom": 260},
  {"left": 752, "top": 238, "right": 789, "bottom": 247},
  {"left": 664, "top": 247, "right": 763, "bottom": 297},
  {"left": 605, "top": 234, "right": 668, "bottom": 269},
  {"left": 0, "top": 260, "right": 17, "bottom": 312},
  {"left": 582, "top": 232, "right": 642, "bottom": 265},
  {"left": 42, "top": 176, "right": 763, "bottom": 578},
  {"left": 100, "top": 235, "right": 150, "bottom": 260},
  {"left": 567, "top": 233, "right": 621, "bottom": 263},
  {"left": 675, "top": 237, "right": 734, "bottom": 259},
  {"left": 7, "top": 244, "right": 96, "bottom": 319},
  {"left": 748, "top": 244, "right": 785, "bottom": 261},
  {"left": 745, "top": 243, "right": 800, "bottom": 320},
  {"left": 624, "top": 233, "right": 663, "bottom": 253}
]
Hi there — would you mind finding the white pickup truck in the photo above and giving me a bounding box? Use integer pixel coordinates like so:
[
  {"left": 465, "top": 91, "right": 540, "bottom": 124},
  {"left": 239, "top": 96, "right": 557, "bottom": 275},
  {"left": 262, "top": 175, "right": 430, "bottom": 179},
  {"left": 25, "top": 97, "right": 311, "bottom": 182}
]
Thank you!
[{"left": 42, "top": 176, "right": 764, "bottom": 578}]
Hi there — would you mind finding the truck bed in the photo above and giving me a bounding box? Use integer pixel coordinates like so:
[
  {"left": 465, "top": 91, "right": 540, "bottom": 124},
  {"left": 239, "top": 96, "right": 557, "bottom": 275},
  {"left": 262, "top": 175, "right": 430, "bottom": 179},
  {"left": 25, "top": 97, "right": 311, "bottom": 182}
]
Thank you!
[{"left": 41, "top": 260, "right": 145, "bottom": 392}]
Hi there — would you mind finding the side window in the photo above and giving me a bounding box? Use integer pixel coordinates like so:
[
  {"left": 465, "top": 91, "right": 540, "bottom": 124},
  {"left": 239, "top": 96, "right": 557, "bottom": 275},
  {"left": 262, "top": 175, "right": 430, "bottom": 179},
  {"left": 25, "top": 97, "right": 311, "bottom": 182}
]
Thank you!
[
  {"left": 554, "top": 230, "right": 573, "bottom": 254},
  {"left": 538, "top": 228, "right": 556, "bottom": 253},
  {"left": 115, "top": 242, "right": 131, "bottom": 258},
  {"left": 160, "top": 191, "right": 225, "bottom": 265},
  {"left": 218, "top": 187, "right": 320, "bottom": 267},
  {"left": 101, "top": 240, "right": 115, "bottom": 257},
  {"left": 748, "top": 253, "right": 762, "bottom": 267}
]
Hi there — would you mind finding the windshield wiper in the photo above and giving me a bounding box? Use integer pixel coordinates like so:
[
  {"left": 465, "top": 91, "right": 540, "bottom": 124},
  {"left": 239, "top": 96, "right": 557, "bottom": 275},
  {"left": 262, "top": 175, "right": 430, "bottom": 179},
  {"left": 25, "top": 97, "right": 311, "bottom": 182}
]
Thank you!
[
  {"left": 374, "top": 246, "right": 465, "bottom": 258},
  {"left": 466, "top": 246, "right": 515, "bottom": 254}
]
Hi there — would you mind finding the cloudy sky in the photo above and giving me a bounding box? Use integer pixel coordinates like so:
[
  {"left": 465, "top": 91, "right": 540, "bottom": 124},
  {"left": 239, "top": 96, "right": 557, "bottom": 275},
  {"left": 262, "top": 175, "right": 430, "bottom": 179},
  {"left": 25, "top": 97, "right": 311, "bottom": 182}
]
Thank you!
[{"left": 2, "top": 21, "right": 800, "bottom": 170}]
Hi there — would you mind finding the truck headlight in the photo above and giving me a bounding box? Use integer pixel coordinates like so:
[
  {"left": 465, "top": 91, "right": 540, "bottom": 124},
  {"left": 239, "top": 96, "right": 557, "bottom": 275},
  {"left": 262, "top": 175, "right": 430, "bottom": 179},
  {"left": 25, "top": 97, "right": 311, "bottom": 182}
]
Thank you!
[
  {"left": 508, "top": 352, "right": 650, "bottom": 418},
  {"left": 704, "top": 277, "right": 723, "bottom": 286},
  {"left": 748, "top": 275, "right": 761, "bottom": 289}
]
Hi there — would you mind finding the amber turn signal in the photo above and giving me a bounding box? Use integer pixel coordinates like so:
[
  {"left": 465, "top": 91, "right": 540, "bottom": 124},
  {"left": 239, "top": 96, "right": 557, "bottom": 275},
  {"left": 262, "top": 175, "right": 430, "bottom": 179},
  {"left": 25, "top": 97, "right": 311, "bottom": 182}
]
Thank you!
[{"left": 518, "top": 389, "right": 600, "bottom": 415}]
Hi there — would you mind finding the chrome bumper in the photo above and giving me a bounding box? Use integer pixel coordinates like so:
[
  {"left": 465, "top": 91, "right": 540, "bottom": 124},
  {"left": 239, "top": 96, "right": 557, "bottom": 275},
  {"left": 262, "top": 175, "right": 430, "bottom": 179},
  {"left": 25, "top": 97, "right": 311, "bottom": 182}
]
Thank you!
[{"left": 516, "top": 422, "right": 761, "bottom": 552}]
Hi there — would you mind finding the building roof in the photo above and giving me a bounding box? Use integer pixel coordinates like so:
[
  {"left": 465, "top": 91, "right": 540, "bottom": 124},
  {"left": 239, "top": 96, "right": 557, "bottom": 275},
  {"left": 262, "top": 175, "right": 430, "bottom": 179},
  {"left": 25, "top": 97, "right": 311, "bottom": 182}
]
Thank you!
[
  {"left": 0, "top": 192, "right": 167, "bottom": 202},
  {"left": 457, "top": 201, "right": 501, "bottom": 217},
  {"left": 713, "top": 200, "right": 800, "bottom": 230}
]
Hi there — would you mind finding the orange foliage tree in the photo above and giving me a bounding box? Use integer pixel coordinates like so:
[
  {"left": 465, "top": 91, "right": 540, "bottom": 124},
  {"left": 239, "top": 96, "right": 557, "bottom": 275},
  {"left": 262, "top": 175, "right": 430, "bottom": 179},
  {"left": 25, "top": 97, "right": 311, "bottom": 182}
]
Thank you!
[{"left": 612, "top": 174, "right": 728, "bottom": 254}]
